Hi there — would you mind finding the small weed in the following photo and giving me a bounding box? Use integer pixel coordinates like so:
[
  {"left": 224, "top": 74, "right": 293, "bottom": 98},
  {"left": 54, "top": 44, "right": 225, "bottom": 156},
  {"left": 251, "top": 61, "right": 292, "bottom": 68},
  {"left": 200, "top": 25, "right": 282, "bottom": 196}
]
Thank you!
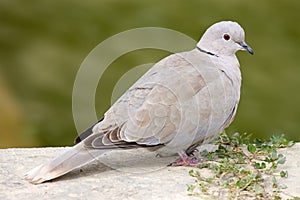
[{"left": 187, "top": 132, "right": 297, "bottom": 199}]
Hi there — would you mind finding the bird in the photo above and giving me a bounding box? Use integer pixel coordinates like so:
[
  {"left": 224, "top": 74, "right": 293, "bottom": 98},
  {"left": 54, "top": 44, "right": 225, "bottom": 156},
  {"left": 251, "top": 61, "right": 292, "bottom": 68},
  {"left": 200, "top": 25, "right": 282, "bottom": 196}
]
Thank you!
[{"left": 25, "top": 21, "right": 253, "bottom": 184}]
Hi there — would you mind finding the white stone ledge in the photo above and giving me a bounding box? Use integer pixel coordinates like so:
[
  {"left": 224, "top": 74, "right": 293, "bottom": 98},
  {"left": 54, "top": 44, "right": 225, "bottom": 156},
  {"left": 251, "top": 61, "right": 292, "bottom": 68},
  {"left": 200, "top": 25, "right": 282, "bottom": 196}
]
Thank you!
[{"left": 0, "top": 144, "right": 299, "bottom": 199}]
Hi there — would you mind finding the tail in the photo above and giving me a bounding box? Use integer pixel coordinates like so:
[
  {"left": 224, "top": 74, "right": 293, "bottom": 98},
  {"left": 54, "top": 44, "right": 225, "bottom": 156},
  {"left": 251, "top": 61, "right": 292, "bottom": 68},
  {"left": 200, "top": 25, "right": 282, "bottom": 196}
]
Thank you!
[{"left": 25, "top": 143, "right": 107, "bottom": 184}]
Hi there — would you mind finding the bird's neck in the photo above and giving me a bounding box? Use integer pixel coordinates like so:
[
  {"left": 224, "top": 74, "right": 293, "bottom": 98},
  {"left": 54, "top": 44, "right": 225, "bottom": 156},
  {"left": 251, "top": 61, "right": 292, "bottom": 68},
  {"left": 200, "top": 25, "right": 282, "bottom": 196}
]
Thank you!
[
  {"left": 196, "top": 46, "right": 219, "bottom": 57},
  {"left": 197, "top": 37, "right": 219, "bottom": 57}
]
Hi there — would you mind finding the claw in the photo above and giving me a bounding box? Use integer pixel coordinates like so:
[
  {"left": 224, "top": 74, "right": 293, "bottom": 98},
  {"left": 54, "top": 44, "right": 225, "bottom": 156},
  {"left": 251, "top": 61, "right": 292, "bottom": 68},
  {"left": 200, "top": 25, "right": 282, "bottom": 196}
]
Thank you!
[{"left": 169, "top": 150, "right": 204, "bottom": 166}]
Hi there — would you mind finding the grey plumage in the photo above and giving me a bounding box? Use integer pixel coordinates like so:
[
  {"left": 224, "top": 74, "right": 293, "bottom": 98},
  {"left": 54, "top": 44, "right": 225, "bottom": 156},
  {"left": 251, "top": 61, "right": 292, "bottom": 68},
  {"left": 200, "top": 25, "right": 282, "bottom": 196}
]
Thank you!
[{"left": 25, "top": 21, "right": 253, "bottom": 184}]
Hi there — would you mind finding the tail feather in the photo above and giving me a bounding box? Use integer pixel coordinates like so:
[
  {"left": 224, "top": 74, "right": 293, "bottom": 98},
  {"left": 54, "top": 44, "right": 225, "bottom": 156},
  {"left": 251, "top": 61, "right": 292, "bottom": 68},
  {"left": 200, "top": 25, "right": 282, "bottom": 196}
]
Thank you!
[{"left": 25, "top": 143, "right": 107, "bottom": 184}]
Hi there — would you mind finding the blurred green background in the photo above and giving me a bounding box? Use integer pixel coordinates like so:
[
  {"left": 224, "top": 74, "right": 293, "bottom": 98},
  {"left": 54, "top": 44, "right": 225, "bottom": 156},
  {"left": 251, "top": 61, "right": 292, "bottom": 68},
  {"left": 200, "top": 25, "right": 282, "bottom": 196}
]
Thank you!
[{"left": 0, "top": 0, "right": 299, "bottom": 148}]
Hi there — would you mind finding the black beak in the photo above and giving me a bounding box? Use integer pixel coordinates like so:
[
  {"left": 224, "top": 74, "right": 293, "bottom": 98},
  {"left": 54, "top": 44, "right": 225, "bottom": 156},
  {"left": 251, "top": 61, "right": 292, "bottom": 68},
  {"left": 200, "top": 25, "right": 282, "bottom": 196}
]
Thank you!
[{"left": 238, "top": 41, "right": 254, "bottom": 55}]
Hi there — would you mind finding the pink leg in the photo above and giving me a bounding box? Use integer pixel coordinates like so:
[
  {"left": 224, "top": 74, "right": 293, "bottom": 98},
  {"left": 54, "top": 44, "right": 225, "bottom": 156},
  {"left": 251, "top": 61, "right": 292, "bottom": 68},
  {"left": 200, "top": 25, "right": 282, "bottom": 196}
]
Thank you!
[{"left": 169, "top": 150, "right": 204, "bottom": 166}]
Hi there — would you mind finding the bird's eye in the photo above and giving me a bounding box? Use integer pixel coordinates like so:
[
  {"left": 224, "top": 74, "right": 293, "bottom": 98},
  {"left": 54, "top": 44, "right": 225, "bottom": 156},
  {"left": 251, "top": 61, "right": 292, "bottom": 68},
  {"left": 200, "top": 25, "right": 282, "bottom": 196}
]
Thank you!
[{"left": 223, "top": 34, "right": 230, "bottom": 41}]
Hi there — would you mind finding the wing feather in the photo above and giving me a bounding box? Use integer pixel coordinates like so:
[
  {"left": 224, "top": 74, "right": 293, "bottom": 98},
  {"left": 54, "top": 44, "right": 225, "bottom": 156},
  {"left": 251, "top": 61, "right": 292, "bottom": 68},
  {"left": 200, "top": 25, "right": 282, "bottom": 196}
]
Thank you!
[{"left": 83, "top": 52, "right": 208, "bottom": 149}]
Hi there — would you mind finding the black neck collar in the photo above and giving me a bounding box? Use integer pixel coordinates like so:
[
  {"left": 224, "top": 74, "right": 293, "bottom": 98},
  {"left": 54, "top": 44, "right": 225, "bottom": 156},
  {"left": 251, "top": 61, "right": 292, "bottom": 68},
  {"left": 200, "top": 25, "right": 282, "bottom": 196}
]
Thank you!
[{"left": 196, "top": 46, "right": 219, "bottom": 57}]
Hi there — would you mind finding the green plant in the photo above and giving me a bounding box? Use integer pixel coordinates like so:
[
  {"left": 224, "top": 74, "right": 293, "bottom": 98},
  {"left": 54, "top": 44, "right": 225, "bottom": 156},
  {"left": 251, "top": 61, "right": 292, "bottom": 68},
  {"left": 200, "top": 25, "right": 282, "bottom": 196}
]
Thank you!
[{"left": 187, "top": 132, "right": 296, "bottom": 199}]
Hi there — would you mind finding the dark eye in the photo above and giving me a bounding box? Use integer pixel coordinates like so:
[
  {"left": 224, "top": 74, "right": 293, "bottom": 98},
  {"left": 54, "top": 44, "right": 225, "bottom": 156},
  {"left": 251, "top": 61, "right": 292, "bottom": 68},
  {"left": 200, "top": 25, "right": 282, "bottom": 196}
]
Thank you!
[{"left": 223, "top": 34, "right": 230, "bottom": 41}]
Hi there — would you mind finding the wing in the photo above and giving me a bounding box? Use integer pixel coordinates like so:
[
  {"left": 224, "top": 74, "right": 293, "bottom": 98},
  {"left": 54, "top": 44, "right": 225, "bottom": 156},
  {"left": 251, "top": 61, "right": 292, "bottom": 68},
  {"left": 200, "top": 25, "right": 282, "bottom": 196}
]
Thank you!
[{"left": 82, "top": 51, "right": 208, "bottom": 149}]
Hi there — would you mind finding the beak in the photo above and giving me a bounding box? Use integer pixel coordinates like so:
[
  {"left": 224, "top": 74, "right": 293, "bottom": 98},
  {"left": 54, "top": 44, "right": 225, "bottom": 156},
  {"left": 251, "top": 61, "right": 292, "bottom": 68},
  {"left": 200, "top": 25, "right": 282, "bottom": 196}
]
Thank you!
[{"left": 238, "top": 41, "right": 254, "bottom": 55}]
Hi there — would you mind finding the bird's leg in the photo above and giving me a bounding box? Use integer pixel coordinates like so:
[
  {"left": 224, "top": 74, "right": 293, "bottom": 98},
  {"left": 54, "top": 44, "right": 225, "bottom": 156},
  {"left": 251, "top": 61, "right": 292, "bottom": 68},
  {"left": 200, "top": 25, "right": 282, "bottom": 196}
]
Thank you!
[{"left": 169, "top": 150, "right": 204, "bottom": 166}]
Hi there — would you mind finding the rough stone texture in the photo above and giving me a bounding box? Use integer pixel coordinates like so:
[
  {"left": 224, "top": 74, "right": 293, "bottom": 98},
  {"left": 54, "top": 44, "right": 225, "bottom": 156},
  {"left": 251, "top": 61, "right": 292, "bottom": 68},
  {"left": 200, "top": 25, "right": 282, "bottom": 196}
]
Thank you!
[{"left": 0, "top": 144, "right": 299, "bottom": 200}]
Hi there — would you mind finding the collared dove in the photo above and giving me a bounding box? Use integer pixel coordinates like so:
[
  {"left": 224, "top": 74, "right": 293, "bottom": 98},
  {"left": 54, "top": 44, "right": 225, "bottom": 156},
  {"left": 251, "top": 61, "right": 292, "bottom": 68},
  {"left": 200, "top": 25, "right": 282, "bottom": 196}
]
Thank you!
[{"left": 25, "top": 21, "right": 253, "bottom": 184}]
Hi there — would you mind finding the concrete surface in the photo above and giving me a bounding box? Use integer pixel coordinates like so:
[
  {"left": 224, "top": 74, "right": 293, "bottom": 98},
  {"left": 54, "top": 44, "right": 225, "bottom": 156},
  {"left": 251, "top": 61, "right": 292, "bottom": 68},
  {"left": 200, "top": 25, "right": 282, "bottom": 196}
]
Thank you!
[{"left": 0, "top": 144, "right": 299, "bottom": 200}]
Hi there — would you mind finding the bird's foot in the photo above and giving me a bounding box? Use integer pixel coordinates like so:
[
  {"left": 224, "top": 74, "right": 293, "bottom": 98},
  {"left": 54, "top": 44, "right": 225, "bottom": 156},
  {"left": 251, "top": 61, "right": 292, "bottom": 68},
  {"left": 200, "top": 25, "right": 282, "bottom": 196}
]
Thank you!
[{"left": 169, "top": 150, "right": 204, "bottom": 166}]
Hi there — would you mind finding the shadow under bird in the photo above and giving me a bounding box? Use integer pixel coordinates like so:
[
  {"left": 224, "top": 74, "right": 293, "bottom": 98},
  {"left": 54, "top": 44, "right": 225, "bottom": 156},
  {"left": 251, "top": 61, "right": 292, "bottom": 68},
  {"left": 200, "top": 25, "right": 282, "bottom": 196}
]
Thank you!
[{"left": 25, "top": 21, "right": 253, "bottom": 184}]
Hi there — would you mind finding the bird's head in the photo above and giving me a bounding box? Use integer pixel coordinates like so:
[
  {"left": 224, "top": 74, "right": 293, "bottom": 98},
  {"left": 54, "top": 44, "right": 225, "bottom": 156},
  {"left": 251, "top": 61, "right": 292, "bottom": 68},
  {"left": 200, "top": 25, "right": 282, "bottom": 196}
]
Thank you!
[{"left": 197, "top": 21, "right": 254, "bottom": 56}]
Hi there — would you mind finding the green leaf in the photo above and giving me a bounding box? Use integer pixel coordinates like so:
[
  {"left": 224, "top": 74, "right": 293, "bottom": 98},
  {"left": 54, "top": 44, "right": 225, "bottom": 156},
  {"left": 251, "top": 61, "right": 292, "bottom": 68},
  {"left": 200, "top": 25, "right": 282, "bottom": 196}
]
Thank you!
[
  {"left": 253, "top": 183, "right": 263, "bottom": 193},
  {"left": 205, "top": 177, "right": 214, "bottom": 183},
  {"left": 272, "top": 162, "right": 278, "bottom": 170},
  {"left": 280, "top": 170, "right": 288, "bottom": 178},
  {"left": 187, "top": 184, "right": 196, "bottom": 192},
  {"left": 197, "top": 163, "right": 209, "bottom": 169},
  {"left": 271, "top": 149, "right": 278, "bottom": 160},
  {"left": 254, "top": 162, "right": 260, "bottom": 169},
  {"left": 278, "top": 156, "right": 286, "bottom": 165},
  {"left": 254, "top": 162, "right": 266, "bottom": 169},
  {"left": 235, "top": 179, "right": 244, "bottom": 188},
  {"left": 253, "top": 138, "right": 264, "bottom": 147},
  {"left": 247, "top": 144, "right": 256, "bottom": 153},
  {"left": 287, "top": 140, "right": 295, "bottom": 147}
]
